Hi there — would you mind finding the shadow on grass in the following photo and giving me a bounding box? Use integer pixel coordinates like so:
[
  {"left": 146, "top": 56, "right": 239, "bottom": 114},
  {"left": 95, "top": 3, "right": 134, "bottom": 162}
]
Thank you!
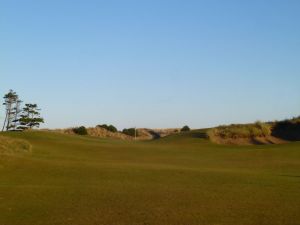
[
  {"left": 279, "top": 175, "right": 300, "bottom": 178},
  {"left": 272, "top": 120, "right": 300, "bottom": 141}
]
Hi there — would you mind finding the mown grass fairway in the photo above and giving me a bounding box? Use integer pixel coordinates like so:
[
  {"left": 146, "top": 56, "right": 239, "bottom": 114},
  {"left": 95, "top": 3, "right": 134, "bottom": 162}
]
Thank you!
[{"left": 1, "top": 131, "right": 300, "bottom": 225}]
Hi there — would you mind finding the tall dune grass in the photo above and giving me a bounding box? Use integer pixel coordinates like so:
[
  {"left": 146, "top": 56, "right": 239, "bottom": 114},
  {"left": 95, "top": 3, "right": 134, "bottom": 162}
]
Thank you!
[{"left": 209, "top": 122, "right": 272, "bottom": 139}]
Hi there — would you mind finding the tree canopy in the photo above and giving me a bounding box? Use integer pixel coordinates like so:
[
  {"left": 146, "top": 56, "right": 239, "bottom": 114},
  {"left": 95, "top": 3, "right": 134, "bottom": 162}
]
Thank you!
[{"left": 2, "top": 90, "right": 44, "bottom": 131}]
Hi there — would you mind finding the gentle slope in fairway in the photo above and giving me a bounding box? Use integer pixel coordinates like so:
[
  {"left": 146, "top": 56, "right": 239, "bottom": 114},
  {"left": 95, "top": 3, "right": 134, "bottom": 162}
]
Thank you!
[{"left": 0, "top": 131, "right": 300, "bottom": 225}]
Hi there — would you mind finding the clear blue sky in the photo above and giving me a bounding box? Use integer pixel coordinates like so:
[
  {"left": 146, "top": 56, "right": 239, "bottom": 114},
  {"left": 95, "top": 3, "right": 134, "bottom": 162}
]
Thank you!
[{"left": 1, "top": 0, "right": 300, "bottom": 129}]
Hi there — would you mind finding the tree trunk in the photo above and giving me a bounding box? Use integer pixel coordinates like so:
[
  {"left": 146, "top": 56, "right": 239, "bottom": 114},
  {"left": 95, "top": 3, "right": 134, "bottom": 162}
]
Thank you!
[
  {"left": 2, "top": 110, "right": 8, "bottom": 131},
  {"left": 6, "top": 104, "right": 12, "bottom": 131}
]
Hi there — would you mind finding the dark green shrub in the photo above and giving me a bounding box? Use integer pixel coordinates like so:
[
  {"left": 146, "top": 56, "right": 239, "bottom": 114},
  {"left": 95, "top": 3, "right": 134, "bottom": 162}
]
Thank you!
[
  {"left": 181, "top": 125, "right": 191, "bottom": 132},
  {"left": 108, "top": 125, "right": 118, "bottom": 133},
  {"left": 122, "top": 128, "right": 138, "bottom": 137},
  {"left": 73, "top": 126, "right": 88, "bottom": 135},
  {"left": 97, "top": 124, "right": 109, "bottom": 130},
  {"left": 97, "top": 124, "right": 118, "bottom": 133},
  {"left": 272, "top": 119, "right": 300, "bottom": 141}
]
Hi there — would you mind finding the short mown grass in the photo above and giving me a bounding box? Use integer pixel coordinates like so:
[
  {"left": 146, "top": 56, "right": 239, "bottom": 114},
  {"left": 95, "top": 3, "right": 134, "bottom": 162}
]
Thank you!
[{"left": 0, "top": 131, "right": 300, "bottom": 225}]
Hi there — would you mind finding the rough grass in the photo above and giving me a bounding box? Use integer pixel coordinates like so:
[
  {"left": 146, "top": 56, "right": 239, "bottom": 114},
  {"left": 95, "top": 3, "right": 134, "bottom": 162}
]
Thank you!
[
  {"left": 0, "top": 135, "right": 31, "bottom": 155},
  {"left": 51, "top": 127, "right": 133, "bottom": 140},
  {"left": 49, "top": 127, "right": 180, "bottom": 140},
  {"left": 208, "top": 117, "right": 300, "bottom": 145},
  {"left": 209, "top": 122, "right": 272, "bottom": 139},
  {"left": 0, "top": 131, "right": 300, "bottom": 225}
]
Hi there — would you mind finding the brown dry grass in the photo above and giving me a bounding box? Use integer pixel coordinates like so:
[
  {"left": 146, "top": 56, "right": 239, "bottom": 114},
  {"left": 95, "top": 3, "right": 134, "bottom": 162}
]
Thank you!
[
  {"left": 44, "top": 127, "right": 180, "bottom": 141},
  {"left": 208, "top": 122, "right": 289, "bottom": 145},
  {"left": 0, "top": 135, "right": 32, "bottom": 154},
  {"left": 209, "top": 134, "right": 287, "bottom": 145},
  {"left": 52, "top": 127, "right": 133, "bottom": 140}
]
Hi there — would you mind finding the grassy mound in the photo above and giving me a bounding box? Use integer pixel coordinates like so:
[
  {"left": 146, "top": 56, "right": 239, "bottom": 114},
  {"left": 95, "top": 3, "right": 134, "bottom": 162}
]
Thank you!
[
  {"left": 208, "top": 117, "right": 300, "bottom": 145},
  {"left": 206, "top": 122, "right": 289, "bottom": 145},
  {"left": 0, "top": 135, "right": 32, "bottom": 155},
  {"left": 209, "top": 122, "right": 271, "bottom": 139},
  {"left": 51, "top": 127, "right": 180, "bottom": 140}
]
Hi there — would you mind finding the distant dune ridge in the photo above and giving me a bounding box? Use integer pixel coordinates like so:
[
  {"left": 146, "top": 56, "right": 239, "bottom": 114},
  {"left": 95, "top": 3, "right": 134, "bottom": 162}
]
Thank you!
[
  {"left": 39, "top": 116, "right": 300, "bottom": 145},
  {"left": 50, "top": 127, "right": 132, "bottom": 140},
  {"left": 208, "top": 118, "right": 300, "bottom": 145},
  {"left": 48, "top": 127, "right": 180, "bottom": 140}
]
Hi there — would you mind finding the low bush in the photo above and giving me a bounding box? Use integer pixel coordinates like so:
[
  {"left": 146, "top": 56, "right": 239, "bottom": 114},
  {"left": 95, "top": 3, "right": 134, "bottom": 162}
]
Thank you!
[
  {"left": 272, "top": 118, "right": 300, "bottom": 141},
  {"left": 73, "top": 126, "right": 88, "bottom": 135},
  {"left": 181, "top": 125, "right": 191, "bottom": 132},
  {"left": 97, "top": 124, "right": 118, "bottom": 133},
  {"left": 122, "top": 128, "right": 138, "bottom": 137}
]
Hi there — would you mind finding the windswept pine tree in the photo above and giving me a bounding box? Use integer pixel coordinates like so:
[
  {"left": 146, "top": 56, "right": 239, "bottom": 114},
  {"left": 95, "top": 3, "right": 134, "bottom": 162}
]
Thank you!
[
  {"left": 2, "top": 90, "right": 22, "bottom": 131},
  {"left": 18, "top": 104, "right": 44, "bottom": 130},
  {"left": 2, "top": 90, "right": 45, "bottom": 131}
]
